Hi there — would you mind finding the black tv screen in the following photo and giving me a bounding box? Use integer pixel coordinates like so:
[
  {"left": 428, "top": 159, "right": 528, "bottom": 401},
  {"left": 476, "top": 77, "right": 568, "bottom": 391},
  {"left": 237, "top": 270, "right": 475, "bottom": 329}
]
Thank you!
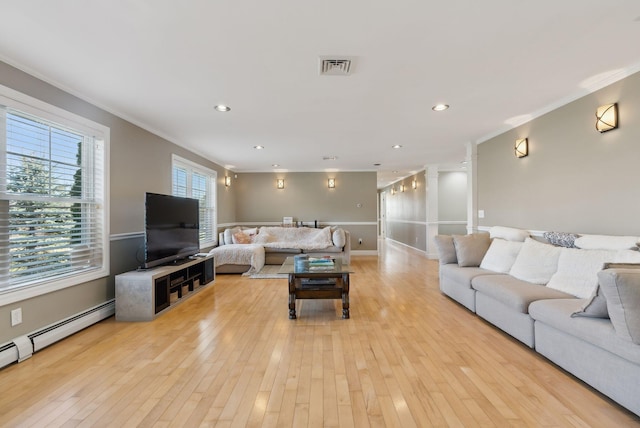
[{"left": 144, "top": 192, "right": 200, "bottom": 268}]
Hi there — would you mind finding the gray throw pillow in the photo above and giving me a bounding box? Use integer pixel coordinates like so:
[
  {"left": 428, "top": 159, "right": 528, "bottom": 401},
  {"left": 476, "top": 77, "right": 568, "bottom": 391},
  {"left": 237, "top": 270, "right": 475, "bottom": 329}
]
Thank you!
[
  {"left": 543, "top": 231, "right": 580, "bottom": 248},
  {"left": 452, "top": 233, "right": 491, "bottom": 267},
  {"left": 597, "top": 269, "right": 640, "bottom": 344},
  {"left": 571, "top": 286, "right": 608, "bottom": 318},
  {"left": 434, "top": 235, "right": 457, "bottom": 265}
]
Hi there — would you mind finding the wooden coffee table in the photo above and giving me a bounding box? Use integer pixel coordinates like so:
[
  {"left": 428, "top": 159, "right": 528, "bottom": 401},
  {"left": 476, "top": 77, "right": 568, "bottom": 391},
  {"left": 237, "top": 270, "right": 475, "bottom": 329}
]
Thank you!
[{"left": 279, "top": 257, "right": 352, "bottom": 319}]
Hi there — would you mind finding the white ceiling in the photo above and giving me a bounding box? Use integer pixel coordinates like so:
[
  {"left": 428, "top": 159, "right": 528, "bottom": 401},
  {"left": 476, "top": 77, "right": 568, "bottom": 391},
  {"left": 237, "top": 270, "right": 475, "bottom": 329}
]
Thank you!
[{"left": 1, "top": 1, "right": 640, "bottom": 188}]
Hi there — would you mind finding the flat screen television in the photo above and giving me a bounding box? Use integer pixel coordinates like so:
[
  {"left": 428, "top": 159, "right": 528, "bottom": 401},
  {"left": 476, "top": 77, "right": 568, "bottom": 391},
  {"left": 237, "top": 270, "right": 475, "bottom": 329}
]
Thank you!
[{"left": 143, "top": 192, "right": 200, "bottom": 269}]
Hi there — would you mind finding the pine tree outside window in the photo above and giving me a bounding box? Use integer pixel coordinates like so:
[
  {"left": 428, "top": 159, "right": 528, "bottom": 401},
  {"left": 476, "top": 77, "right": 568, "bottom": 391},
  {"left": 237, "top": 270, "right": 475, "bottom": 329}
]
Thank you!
[{"left": 0, "top": 87, "right": 109, "bottom": 304}]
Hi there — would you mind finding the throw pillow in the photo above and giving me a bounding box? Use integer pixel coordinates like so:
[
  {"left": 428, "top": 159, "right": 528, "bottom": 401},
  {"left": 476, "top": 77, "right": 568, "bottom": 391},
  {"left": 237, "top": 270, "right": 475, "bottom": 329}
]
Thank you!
[
  {"left": 509, "top": 238, "right": 561, "bottom": 285},
  {"left": 546, "top": 248, "right": 616, "bottom": 298},
  {"left": 571, "top": 286, "right": 609, "bottom": 318},
  {"left": 543, "top": 231, "right": 580, "bottom": 248},
  {"left": 434, "top": 235, "right": 457, "bottom": 265},
  {"left": 597, "top": 269, "right": 640, "bottom": 345},
  {"left": 480, "top": 239, "right": 523, "bottom": 273},
  {"left": 332, "top": 228, "right": 346, "bottom": 248},
  {"left": 224, "top": 227, "right": 240, "bottom": 246},
  {"left": 452, "top": 233, "right": 490, "bottom": 267},
  {"left": 575, "top": 234, "right": 640, "bottom": 250},
  {"left": 489, "top": 226, "right": 530, "bottom": 242},
  {"left": 232, "top": 231, "right": 253, "bottom": 244},
  {"left": 242, "top": 227, "right": 258, "bottom": 236}
]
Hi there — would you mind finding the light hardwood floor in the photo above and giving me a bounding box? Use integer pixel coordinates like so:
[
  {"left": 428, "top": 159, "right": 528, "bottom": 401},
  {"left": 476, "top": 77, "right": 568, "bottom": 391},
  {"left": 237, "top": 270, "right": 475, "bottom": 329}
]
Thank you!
[{"left": 1, "top": 240, "right": 639, "bottom": 427}]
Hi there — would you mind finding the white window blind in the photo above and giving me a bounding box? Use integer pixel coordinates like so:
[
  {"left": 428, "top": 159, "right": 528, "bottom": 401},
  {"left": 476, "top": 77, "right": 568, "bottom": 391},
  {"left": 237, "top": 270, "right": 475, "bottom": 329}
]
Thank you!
[
  {"left": 0, "top": 98, "right": 108, "bottom": 298},
  {"left": 172, "top": 155, "right": 217, "bottom": 248}
]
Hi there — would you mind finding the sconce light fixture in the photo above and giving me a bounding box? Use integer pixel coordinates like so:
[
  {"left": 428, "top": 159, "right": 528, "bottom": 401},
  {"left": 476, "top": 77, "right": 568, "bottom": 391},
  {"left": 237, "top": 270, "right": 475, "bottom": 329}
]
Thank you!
[
  {"left": 224, "top": 176, "right": 231, "bottom": 187},
  {"left": 391, "top": 187, "right": 396, "bottom": 195},
  {"left": 515, "top": 138, "right": 528, "bottom": 158},
  {"left": 277, "top": 178, "right": 285, "bottom": 189},
  {"left": 328, "top": 178, "right": 335, "bottom": 189},
  {"left": 412, "top": 180, "right": 417, "bottom": 190},
  {"left": 596, "top": 103, "right": 618, "bottom": 133},
  {"left": 400, "top": 184, "right": 406, "bottom": 192}
]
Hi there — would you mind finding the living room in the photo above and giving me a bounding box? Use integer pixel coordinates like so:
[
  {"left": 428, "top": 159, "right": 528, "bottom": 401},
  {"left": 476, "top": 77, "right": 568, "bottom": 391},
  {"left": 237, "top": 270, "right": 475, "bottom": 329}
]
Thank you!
[{"left": 1, "top": 2, "right": 640, "bottom": 425}]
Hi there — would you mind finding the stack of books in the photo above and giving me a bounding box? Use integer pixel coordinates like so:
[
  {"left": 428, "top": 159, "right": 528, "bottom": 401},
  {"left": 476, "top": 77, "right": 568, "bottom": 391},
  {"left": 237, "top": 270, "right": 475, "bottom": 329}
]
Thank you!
[{"left": 308, "top": 257, "right": 335, "bottom": 271}]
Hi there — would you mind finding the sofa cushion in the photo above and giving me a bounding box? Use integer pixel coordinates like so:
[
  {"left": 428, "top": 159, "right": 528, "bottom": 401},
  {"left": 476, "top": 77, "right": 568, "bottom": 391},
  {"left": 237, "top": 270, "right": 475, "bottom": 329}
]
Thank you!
[
  {"left": 543, "top": 231, "right": 579, "bottom": 248},
  {"left": 489, "top": 226, "right": 529, "bottom": 242},
  {"left": 224, "top": 227, "right": 241, "bottom": 246},
  {"left": 575, "top": 234, "right": 640, "bottom": 250},
  {"left": 264, "top": 247, "right": 302, "bottom": 254},
  {"left": 598, "top": 269, "right": 640, "bottom": 345},
  {"left": 233, "top": 231, "right": 252, "bottom": 244},
  {"left": 305, "top": 246, "right": 342, "bottom": 254},
  {"left": 480, "top": 239, "right": 522, "bottom": 273},
  {"left": 471, "top": 275, "right": 573, "bottom": 313},
  {"left": 332, "top": 228, "right": 346, "bottom": 248},
  {"left": 434, "top": 235, "right": 457, "bottom": 265},
  {"left": 509, "top": 238, "right": 561, "bottom": 285},
  {"left": 529, "top": 299, "right": 640, "bottom": 365},
  {"left": 452, "top": 233, "right": 490, "bottom": 267},
  {"left": 439, "top": 264, "right": 500, "bottom": 289}
]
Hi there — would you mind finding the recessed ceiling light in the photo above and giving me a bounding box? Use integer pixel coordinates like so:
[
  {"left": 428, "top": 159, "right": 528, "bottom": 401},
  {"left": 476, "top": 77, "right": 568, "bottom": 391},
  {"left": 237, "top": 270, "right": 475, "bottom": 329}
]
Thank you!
[
  {"left": 322, "top": 156, "right": 338, "bottom": 161},
  {"left": 214, "top": 105, "right": 231, "bottom": 112},
  {"left": 392, "top": 144, "right": 402, "bottom": 149},
  {"left": 272, "top": 164, "right": 280, "bottom": 167},
  {"left": 254, "top": 145, "right": 264, "bottom": 150},
  {"left": 432, "top": 104, "right": 449, "bottom": 111}
]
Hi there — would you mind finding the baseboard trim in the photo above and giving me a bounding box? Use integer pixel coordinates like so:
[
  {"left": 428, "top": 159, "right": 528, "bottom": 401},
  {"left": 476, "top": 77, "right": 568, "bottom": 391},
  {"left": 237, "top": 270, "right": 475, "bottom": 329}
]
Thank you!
[{"left": 0, "top": 300, "right": 114, "bottom": 370}]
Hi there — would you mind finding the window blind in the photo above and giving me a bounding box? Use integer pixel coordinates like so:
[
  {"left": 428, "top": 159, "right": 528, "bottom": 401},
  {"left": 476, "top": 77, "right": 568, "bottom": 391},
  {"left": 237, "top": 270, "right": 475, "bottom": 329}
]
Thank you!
[
  {"left": 171, "top": 156, "right": 217, "bottom": 248},
  {"left": 0, "top": 109, "right": 105, "bottom": 290}
]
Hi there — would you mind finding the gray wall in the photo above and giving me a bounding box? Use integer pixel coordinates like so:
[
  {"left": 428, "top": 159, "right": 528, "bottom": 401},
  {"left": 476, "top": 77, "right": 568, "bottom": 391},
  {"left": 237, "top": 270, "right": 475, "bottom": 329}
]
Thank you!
[
  {"left": 381, "top": 172, "right": 427, "bottom": 251},
  {"left": 0, "top": 61, "right": 231, "bottom": 344},
  {"left": 234, "top": 172, "right": 378, "bottom": 251},
  {"left": 438, "top": 171, "right": 467, "bottom": 235},
  {"left": 478, "top": 70, "right": 640, "bottom": 235}
]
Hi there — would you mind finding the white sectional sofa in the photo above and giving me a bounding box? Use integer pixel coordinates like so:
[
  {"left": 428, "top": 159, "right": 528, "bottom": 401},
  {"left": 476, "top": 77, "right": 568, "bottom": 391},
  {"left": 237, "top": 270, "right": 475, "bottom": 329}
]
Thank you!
[
  {"left": 211, "top": 226, "right": 350, "bottom": 274},
  {"left": 436, "top": 227, "right": 640, "bottom": 416}
]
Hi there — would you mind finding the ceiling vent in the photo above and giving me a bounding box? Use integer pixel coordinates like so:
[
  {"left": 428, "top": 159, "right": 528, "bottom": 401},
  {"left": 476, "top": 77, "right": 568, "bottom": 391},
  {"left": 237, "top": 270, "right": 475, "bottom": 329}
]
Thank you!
[{"left": 319, "top": 56, "right": 354, "bottom": 76}]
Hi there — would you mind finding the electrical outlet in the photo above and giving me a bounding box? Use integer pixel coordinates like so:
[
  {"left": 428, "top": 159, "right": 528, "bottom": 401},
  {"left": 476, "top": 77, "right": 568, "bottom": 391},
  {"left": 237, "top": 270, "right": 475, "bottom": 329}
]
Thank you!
[
  {"left": 478, "top": 209, "right": 485, "bottom": 219},
  {"left": 11, "top": 308, "right": 22, "bottom": 326}
]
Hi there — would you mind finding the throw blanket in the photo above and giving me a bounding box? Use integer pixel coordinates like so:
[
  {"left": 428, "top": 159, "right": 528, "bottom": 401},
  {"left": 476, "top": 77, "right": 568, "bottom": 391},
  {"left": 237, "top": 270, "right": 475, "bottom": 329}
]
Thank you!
[
  {"left": 255, "top": 226, "right": 334, "bottom": 250},
  {"left": 208, "top": 244, "right": 265, "bottom": 275}
]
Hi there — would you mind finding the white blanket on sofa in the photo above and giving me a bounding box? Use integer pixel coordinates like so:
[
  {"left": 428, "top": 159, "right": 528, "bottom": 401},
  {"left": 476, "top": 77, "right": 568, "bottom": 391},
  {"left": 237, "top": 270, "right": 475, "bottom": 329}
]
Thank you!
[
  {"left": 255, "top": 226, "right": 334, "bottom": 250},
  {"left": 208, "top": 244, "right": 265, "bottom": 275}
]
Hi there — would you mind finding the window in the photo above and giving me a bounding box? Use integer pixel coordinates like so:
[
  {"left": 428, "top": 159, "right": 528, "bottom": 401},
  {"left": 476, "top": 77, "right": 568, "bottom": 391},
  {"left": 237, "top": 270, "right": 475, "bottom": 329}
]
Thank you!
[
  {"left": 0, "top": 86, "right": 109, "bottom": 304},
  {"left": 172, "top": 155, "right": 217, "bottom": 248}
]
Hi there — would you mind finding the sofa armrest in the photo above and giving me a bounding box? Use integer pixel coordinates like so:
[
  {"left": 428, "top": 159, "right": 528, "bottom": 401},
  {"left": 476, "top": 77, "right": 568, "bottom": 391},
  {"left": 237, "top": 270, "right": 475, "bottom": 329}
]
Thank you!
[{"left": 342, "top": 230, "right": 351, "bottom": 265}]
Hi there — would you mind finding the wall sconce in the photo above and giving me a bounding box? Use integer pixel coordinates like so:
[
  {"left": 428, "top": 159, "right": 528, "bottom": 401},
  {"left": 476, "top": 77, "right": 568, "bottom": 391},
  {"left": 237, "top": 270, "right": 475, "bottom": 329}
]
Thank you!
[
  {"left": 224, "top": 176, "right": 231, "bottom": 187},
  {"left": 412, "top": 180, "right": 417, "bottom": 190},
  {"left": 328, "top": 178, "right": 335, "bottom": 189},
  {"left": 277, "top": 178, "right": 285, "bottom": 189},
  {"left": 391, "top": 187, "right": 396, "bottom": 195},
  {"left": 515, "top": 138, "right": 528, "bottom": 158},
  {"left": 400, "top": 184, "right": 405, "bottom": 192},
  {"left": 596, "top": 103, "right": 618, "bottom": 133}
]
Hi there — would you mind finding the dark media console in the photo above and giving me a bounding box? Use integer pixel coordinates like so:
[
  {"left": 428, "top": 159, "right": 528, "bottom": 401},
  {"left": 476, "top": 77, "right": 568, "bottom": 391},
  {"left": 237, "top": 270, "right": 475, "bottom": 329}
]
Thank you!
[{"left": 115, "top": 254, "right": 215, "bottom": 321}]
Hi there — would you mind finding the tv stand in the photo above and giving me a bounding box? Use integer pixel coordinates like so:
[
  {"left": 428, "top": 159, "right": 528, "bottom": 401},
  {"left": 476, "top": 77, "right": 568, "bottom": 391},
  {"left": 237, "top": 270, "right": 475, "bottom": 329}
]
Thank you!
[{"left": 115, "top": 254, "right": 215, "bottom": 321}]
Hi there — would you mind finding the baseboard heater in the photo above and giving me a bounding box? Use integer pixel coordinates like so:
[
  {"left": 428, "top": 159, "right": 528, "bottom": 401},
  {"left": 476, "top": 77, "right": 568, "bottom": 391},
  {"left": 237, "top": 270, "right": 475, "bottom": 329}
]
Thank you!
[{"left": 0, "top": 299, "right": 115, "bottom": 370}]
